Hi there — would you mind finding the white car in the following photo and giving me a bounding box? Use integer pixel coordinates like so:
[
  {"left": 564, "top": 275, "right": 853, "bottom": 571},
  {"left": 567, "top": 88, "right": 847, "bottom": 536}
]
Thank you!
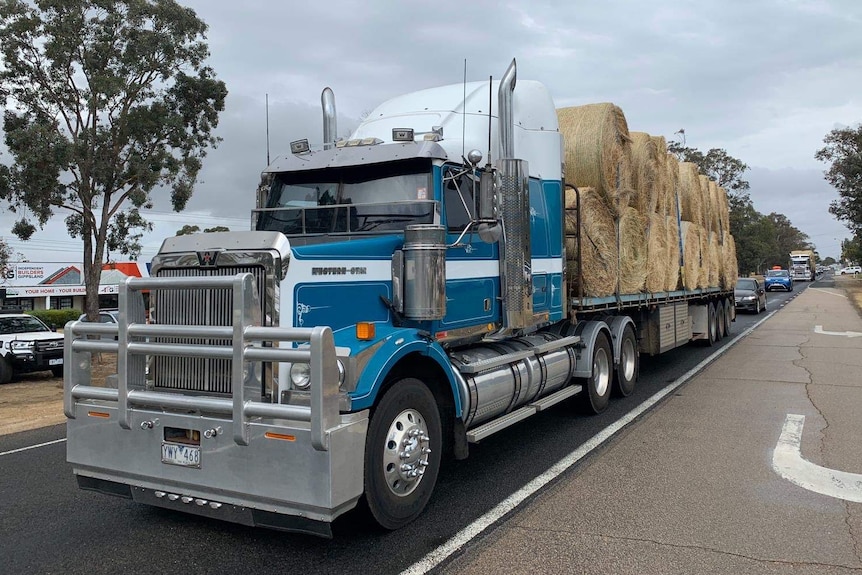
[
  {"left": 839, "top": 266, "right": 862, "bottom": 275},
  {"left": 0, "top": 309, "right": 65, "bottom": 384}
]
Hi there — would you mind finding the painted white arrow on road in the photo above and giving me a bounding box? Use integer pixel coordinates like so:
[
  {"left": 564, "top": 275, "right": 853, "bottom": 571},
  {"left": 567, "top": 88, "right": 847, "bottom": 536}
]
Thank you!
[
  {"left": 772, "top": 414, "right": 862, "bottom": 502},
  {"left": 814, "top": 325, "right": 862, "bottom": 338}
]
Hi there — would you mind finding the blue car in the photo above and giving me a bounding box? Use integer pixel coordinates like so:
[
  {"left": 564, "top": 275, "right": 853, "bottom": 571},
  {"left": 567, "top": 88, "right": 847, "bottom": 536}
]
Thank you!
[{"left": 764, "top": 269, "right": 793, "bottom": 292}]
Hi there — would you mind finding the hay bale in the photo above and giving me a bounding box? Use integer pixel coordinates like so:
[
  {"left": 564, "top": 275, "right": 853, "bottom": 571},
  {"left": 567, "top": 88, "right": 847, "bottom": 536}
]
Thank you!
[
  {"left": 662, "top": 155, "right": 680, "bottom": 219},
  {"left": 697, "top": 175, "right": 711, "bottom": 231},
  {"left": 619, "top": 207, "right": 647, "bottom": 293},
  {"left": 706, "top": 180, "right": 721, "bottom": 234},
  {"left": 679, "top": 221, "right": 702, "bottom": 291},
  {"left": 557, "top": 104, "right": 633, "bottom": 216},
  {"left": 630, "top": 132, "right": 662, "bottom": 215},
  {"left": 697, "top": 223, "right": 710, "bottom": 288},
  {"left": 678, "top": 163, "right": 705, "bottom": 226},
  {"left": 645, "top": 214, "right": 669, "bottom": 293},
  {"left": 718, "top": 187, "right": 730, "bottom": 239},
  {"left": 666, "top": 215, "right": 682, "bottom": 291},
  {"left": 707, "top": 231, "right": 720, "bottom": 287},
  {"left": 564, "top": 186, "right": 618, "bottom": 298},
  {"left": 720, "top": 235, "right": 739, "bottom": 288}
]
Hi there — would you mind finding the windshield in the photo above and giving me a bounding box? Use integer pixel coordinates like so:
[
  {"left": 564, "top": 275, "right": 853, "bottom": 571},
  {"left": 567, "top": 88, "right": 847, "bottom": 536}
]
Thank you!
[
  {"left": 0, "top": 316, "right": 50, "bottom": 334},
  {"left": 735, "top": 279, "right": 757, "bottom": 291},
  {"left": 767, "top": 270, "right": 789, "bottom": 277},
  {"left": 255, "top": 158, "right": 435, "bottom": 236}
]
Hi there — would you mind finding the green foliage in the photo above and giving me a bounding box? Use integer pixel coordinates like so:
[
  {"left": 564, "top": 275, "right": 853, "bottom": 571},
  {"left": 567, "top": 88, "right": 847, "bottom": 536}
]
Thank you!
[
  {"left": 175, "top": 224, "right": 230, "bottom": 235},
  {"left": 668, "top": 140, "right": 751, "bottom": 204},
  {"left": 822, "top": 256, "right": 837, "bottom": 266},
  {"left": 28, "top": 308, "right": 82, "bottom": 330},
  {"left": 815, "top": 125, "right": 862, "bottom": 236},
  {"left": 842, "top": 234, "right": 862, "bottom": 264},
  {"left": 0, "top": 0, "right": 227, "bottom": 318}
]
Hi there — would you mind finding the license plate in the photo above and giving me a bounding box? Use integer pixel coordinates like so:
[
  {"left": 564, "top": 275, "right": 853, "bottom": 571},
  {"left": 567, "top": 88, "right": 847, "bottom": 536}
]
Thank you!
[
  {"left": 161, "top": 442, "right": 201, "bottom": 468},
  {"left": 49, "top": 358, "right": 63, "bottom": 366}
]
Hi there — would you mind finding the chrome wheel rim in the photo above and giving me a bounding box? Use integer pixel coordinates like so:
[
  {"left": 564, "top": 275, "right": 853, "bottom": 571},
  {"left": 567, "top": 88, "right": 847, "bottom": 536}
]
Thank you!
[
  {"left": 594, "top": 346, "right": 611, "bottom": 397},
  {"left": 620, "top": 337, "right": 636, "bottom": 382},
  {"left": 382, "top": 408, "right": 431, "bottom": 497}
]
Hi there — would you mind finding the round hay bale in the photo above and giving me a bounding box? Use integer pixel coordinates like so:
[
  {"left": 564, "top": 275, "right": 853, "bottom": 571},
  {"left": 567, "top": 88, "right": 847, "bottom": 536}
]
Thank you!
[
  {"left": 679, "top": 221, "right": 702, "bottom": 291},
  {"left": 645, "top": 214, "right": 669, "bottom": 293},
  {"left": 721, "top": 235, "right": 739, "bottom": 288},
  {"left": 678, "top": 163, "right": 705, "bottom": 226},
  {"left": 707, "top": 231, "right": 720, "bottom": 287},
  {"left": 697, "top": 175, "right": 711, "bottom": 231},
  {"left": 706, "top": 180, "right": 721, "bottom": 234},
  {"left": 619, "top": 207, "right": 648, "bottom": 293},
  {"left": 557, "top": 104, "right": 633, "bottom": 216},
  {"left": 696, "top": 223, "right": 710, "bottom": 288},
  {"left": 662, "top": 155, "right": 680, "bottom": 219},
  {"left": 666, "top": 215, "right": 682, "bottom": 291},
  {"left": 630, "top": 132, "right": 662, "bottom": 215},
  {"left": 564, "top": 186, "right": 618, "bottom": 298},
  {"left": 718, "top": 187, "right": 730, "bottom": 239}
]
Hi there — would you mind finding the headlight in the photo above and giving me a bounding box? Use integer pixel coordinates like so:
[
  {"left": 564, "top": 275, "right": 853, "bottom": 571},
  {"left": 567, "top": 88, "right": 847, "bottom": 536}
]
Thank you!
[
  {"left": 289, "top": 363, "right": 311, "bottom": 390},
  {"left": 10, "top": 341, "right": 34, "bottom": 350},
  {"left": 743, "top": 295, "right": 755, "bottom": 301}
]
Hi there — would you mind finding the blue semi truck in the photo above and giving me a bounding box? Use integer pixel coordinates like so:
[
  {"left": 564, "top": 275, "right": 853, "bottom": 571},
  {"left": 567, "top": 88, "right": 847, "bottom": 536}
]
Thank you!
[{"left": 64, "top": 60, "right": 735, "bottom": 536}]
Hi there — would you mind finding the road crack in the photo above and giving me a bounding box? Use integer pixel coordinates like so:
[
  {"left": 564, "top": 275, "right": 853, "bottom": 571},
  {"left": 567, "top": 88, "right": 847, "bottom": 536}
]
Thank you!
[
  {"left": 845, "top": 502, "right": 862, "bottom": 565},
  {"left": 511, "top": 525, "right": 862, "bottom": 570}
]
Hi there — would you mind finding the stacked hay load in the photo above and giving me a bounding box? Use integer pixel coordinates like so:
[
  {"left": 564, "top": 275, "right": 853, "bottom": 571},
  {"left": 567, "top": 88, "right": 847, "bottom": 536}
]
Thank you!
[
  {"left": 678, "top": 163, "right": 705, "bottom": 226},
  {"left": 666, "top": 214, "right": 682, "bottom": 291},
  {"left": 645, "top": 214, "right": 669, "bottom": 293},
  {"left": 679, "top": 221, "right": 702, "bottom": 290},
  {"left": 630, "top": 132, "right": 662, "bottom": 215}
]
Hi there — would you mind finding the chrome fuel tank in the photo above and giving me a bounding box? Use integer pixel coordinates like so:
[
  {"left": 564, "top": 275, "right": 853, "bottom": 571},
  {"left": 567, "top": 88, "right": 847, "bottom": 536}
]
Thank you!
[{"left": 450, "top": 332, "right": 577, "bottom": 428}]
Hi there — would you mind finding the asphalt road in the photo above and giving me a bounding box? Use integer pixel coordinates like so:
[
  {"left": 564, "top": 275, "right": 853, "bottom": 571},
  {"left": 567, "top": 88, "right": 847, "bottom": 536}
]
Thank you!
[{"left": 0, "top": 283, "right": 807, "bottom": 575}]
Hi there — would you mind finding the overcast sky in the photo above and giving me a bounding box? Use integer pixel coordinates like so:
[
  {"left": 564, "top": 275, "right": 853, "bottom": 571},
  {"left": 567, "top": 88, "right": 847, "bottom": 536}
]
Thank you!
[{"left": 2, "top": 0, "right": 860, "bottom": 262}]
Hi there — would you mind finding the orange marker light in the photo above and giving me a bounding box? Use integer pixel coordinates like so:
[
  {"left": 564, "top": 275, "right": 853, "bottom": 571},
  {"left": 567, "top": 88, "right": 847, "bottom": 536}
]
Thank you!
[
  {"left": 356, "top": 322, "right": 375, "bottom": 340},
  {"left": 265, "top": 432, "right": 296, "bottom": 442},
  {"left": 87, "top": 411, "right": 110, "bottom": 418}
]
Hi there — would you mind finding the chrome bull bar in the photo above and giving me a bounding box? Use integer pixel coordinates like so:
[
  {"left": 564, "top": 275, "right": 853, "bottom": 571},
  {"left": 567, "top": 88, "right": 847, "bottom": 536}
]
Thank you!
[{"left": 64, "top": 273, "right": 340, "bottom": 451}]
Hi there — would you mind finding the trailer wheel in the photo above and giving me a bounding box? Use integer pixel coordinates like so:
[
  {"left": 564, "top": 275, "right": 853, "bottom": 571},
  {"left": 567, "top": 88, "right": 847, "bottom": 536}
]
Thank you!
[
  {"left": 613, "top": 326, "right": 638, "bottom": 398},
  {"left": 580, "top": 332, "right": 613, "bottom": 414},
  {"left": 363, "top": 378, "right": 442, "bottom": 530},
  {"left": 723, "top": 299, "right": 733, "bottom": 337},
  {"left": 0, "top": 358, "right": 12, "bottom": 385},
  {"left": 703, "top": 303, "right": 718, "bottom": 346},
  {"left": 715, "top": 302, "right": 725, "bottom": 342}
]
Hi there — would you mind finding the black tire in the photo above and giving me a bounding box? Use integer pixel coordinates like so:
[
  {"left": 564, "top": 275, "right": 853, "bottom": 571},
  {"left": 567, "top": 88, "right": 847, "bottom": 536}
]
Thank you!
[
  {"left": 754, "top": 299, "right": 760, "bottom": 315},
  {"left": 363, "top": 378, "right": 442, "bottom": 530},
  {"left": 723, "top": 299, "right": 733, "bottom": 337},
  {"left": 702, "top": 303, "right": 717, "bottom": 346},
  {"left": 613, "top": 326, "right": 638, "bottom": 398},
  {"left": 579, "top": 332, "right": 613, "bottom": 414},
  {"left": 715, "top": 303, "right": 725, "bottom": 342},
  {"left": 51, "top": 366, "right": 64, "bottom": 378},
  {"left": 0, "top": 358, "right": 12, "bottom": 385}
]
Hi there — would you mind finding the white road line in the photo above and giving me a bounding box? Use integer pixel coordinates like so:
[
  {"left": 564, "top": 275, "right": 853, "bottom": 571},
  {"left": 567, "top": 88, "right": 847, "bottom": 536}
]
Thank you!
[
  {"left": 400, "top": 314, "right": 772, "bottom": 575},
  {"left": 0, "top": 438, "right": 66, "bottom": 457},
  {"left": 809, "top": 288, "right": 847, "bottom": 299},
  {"left": 814, "top": 325, "right": 862, "bottom": 338},
  {"left": 772, "top": 414, "right": 862, "bottom": 502}
]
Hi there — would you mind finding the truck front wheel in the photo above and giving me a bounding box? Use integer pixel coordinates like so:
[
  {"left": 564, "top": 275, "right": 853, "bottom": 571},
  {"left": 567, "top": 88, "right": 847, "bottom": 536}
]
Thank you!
[{"left": 363, "top": 378, "right": 442, "bottom": 530}]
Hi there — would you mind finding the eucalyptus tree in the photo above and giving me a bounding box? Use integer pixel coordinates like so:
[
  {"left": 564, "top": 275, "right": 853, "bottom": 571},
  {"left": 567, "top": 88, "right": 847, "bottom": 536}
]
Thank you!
[{"left": 0, "top": 0, "right": 227, "bottom": 317}]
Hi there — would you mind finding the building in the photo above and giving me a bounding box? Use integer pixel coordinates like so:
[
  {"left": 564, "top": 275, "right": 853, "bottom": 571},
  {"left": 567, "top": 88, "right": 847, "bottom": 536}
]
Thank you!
[{"left": 0, "top": 261, "right": 149, "bottom": 311}]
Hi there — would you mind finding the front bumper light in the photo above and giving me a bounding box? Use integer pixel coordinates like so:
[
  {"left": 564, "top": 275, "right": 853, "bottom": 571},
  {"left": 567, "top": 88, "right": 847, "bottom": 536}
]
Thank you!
[
  {"left": 289, "top": 363, "right": 311, "bottom": 390},
  {"left": 743, "top": 295, "right": 756, "bottom": 301}
]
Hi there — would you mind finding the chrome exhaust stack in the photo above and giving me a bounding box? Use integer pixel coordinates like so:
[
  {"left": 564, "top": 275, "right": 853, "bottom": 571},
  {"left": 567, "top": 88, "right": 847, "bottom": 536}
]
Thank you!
[
  {"left": 321, "top": 87, "right": 337, "bottom": 150},
  {"left": 495, "top": 59, "right": 533, "bottom": 332}
]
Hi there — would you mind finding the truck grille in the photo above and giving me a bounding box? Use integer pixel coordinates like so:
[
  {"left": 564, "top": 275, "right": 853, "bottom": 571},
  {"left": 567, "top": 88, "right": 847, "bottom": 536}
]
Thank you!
[
  {"left": 35, "top": 340, "right": 64, "bottom": 352},
  {"left": 152, "top": 265, "right": 268, "bottom": 395}
]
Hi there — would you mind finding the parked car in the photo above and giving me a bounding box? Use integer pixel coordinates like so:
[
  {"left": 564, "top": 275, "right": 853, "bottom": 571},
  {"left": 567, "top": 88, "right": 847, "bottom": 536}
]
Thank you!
[
  {"left": 0, "top": 308, "right": 65, "bottom": 384},
  {"left": 735, "top": 278, "right": 767, "bottom": 314},
  {"left": 838, "top": 266, "right": 862, "bottom": 275},
  {"left": 764, "top": 268, "right": 793, "bottom": 292},
  {"left": 78, "top": 309, "right": 120, "bottom": 340}
]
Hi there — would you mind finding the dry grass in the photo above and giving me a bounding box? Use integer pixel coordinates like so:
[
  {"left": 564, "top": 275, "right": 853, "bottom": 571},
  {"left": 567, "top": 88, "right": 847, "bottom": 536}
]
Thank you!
[{"left": 0, "top": 353, "right": 116, "bottom": 436}]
